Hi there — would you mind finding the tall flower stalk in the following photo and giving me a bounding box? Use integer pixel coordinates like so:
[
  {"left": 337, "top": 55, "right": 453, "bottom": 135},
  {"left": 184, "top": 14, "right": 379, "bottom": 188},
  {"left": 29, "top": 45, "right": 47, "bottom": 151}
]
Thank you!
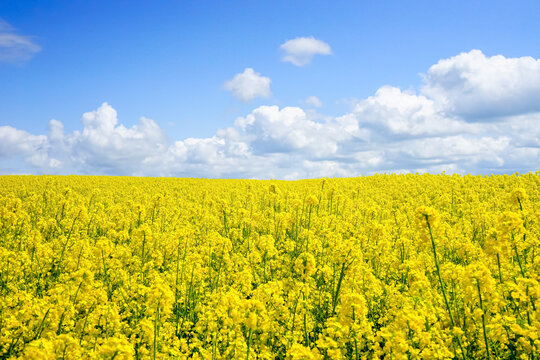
[{"left": 424, "top": 213, "right": 467, "bottom": 360}]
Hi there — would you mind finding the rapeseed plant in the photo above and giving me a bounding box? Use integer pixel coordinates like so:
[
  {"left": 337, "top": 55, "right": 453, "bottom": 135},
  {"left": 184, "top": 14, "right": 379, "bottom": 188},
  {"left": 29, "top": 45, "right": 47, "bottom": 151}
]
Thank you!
[{"left": 0, "top": 174, "right": 538, "bottom": 359}]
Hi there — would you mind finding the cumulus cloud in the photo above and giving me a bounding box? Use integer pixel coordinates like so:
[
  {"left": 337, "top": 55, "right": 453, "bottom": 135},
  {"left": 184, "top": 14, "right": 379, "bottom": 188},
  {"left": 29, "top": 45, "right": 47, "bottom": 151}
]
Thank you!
[
  {"left": 1, "top": 50, "right": 539, "bottom": 178},
  {"left": 0, "top": 20, "right": 41, "bottom": 63},
  {"left": 0, "top": 102, "right": 169, "bottom": 175},
  {"left": 422, "top": 50, "right": 540, "bottom": 119},
  {"left": 0, "top": 126, "right": 57, "bottom": 170},
  {"left": 305, "top": 96, "right": 323, "bottom": 107},
  {"left": 70, "top": 103, "right": 168, "bottom": 174},
  {"left": 235, "top": 105, "right": 352, "bottom": 158},
  {"left": 351, "top": 86, "right": 479, "bottom": 137},
  {"left": 224, "top": 68, "right": 272, "bottom": 102},
  {"left": 280, "top": 37, "right": 332, "bottom": 66}
]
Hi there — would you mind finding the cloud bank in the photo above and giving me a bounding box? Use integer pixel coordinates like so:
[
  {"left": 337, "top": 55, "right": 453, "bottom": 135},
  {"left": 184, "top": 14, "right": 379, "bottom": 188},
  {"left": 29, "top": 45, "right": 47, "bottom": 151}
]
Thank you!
[{"left": 1, "top": 50, "right": 539, "bottom": 178}]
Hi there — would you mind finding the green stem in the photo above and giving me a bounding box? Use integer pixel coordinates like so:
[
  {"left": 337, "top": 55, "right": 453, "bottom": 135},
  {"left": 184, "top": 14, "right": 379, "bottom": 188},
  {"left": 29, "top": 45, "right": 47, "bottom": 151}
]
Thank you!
[
  {"left": 425, "top": 216, "right": 467, "bottom": 360},
  {"left": 153, "top": 302, "right": 160, "bottom": 360},
  {"left": 332, "top": 262, "right": 346, "bottom": 315},
  {"left": 353, "top": 307, "right": 359, "bottom": 360},
  {"left": 303, "top": 291, "right": 309, "bottom": 347},
  {"left": 496, "top": 253, "right": 503, "bottom": 283},
  {"left": 33, "top": 308, "right": 51, "bottom": 341},
  {"left": 79, "top": 304, "right": 95, "bottom": 345},
  {"left": 512, "top": 234, "right": 526, "bottom": 278},
  {"left": 246, "top": 328, "right": 252, "bottom": 360},
  {"left": 476, "top": 279, "right": 490, "bottom": 360},
  {"left": 289, "top": 292, "right": 301, "bottom": 346},
  {"left": 306, "top": 205, "right": 312, "bottom": 252}
]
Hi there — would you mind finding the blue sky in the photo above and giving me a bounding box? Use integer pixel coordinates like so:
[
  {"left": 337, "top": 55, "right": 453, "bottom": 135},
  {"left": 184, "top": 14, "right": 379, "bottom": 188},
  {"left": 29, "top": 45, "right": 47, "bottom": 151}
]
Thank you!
[{"left": 1, "top": 1, "right": 539, "bottom": 178}]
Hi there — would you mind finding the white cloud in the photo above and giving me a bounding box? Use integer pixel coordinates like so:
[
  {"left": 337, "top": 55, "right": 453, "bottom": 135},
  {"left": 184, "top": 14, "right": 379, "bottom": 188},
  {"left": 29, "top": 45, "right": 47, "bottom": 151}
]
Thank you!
[
  {"left": 234, "top": 105, "right": 349, "bottom": 158},
  {"left": 70, "top": 103, "right": 168, "bottom": 175},
  {"left": 305, "top": 96, "right": 323, "bottom": 107},
  {"left": 351, "top": 86, "right": 479, "bottom": 137},
  {"left": 0, "top": 102, "right": 168, "bottom": 175},
  {"left": 0, "top": 20, "right": 41, "bottom": 63},
  {"left": 224, "top": 68, "right": 272, "bottom": 102},
  {"left": 280, "top": 37, "right": 332, "bottom": 66},
  {"left": 2, "top": 50, "right": 539, "bottom": 178},
  {"left": 422, "top": 50, "right": 540, "bottom": 119},
  {"left": 0, "top": 126, "right": 58, "bottom": 170}
]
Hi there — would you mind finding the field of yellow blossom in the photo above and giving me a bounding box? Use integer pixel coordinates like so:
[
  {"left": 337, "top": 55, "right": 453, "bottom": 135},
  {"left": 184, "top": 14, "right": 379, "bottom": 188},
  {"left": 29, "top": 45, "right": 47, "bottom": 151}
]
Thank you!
[{"left": 0, "top": 174, "right": 538, "bottom": 359}]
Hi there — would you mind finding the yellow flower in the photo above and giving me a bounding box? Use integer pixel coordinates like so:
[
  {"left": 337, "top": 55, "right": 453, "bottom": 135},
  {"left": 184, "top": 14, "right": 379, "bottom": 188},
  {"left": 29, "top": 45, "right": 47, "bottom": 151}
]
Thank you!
[
  {"left": 509, "top": 188, "right": 528, "bottom": 208},
  {"left": 96, "top": 337, "right": 134, "bottom": 360},
  {"left": 305, "top": 195, "right": 318, "bottom": 207},
  {"left": 415, "top": 206, "right": 440, "bottom": 229},
  {"left": 246, "top": 312, "right": 258, "bottom": 330},
  {"left": 286, "top": 342, "right": 322, "bottom": 360},
  {"left": 294, "top": 252, "right": 316, "bottom": 280},
  {"left": 497, "top": 211, "right": 524, "bottom": 237},
  {"left": 414, "top": 206, "right": 441, "bottom": 244}
]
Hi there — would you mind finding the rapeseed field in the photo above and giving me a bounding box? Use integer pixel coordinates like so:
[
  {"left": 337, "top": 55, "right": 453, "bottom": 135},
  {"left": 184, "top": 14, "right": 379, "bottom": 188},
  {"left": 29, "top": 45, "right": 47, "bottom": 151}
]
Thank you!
[{"left": 0, "top": 174, "right": 538, "bottom": 359}]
